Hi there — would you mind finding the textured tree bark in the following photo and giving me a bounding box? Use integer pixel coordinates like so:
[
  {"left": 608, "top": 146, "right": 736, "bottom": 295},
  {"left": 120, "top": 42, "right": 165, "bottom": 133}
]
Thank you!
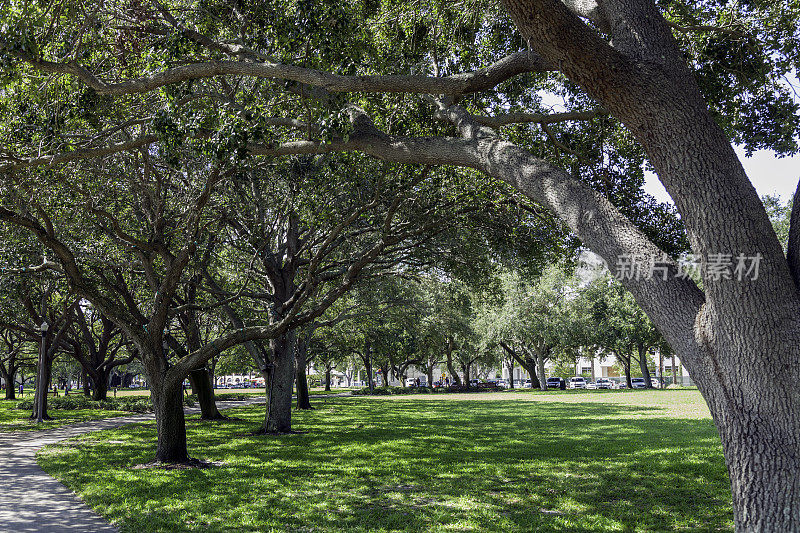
[
  {"left": 446, "top": 338, "right": 461, "bottom": 386},
  {"left": 189, "top": 368, "right": 226, "bottom": 420},
  {"left": 714, "top": 401, "right": 800, "bottom": 532},
  {"left": 263, "top": 331, "right": 296, "bottom": 434},
  {"left": 90, "top": 370, "right": 110, "bottom": 401},
  {"left": 82, "top": 367, "right": 90, "bottom": 397},
  {"left": 636, "top": 346, "right": 653, "bottom": 389},
  {"left": 295, "top": 336, "right": 312, "bottom": 410},
  {"left": 501, "top": 343, "right": 539, "bottom": 389},
  {"left": 2, "top": 368, "right": 15, "bottom": 400},
  {"left": 324, "top": 367, "right": 331, "bottom": 391},
  {"left": 152, "top": 381, "right": 189, "bottom": 463},
  {"left": 135, "top": 340, "right": 192, "bottom": 463},
  {"left": 363, "top": 340, "right": 375, "bottom": 392},
  {"left": 493, "top": 4, "right": 800, "bottom": 525},
  {"left": 536, "top": 356, "right": 547, "bottom": 391},
  {"left": 32, "top": 338, "right": 52, "bottom": 422},
  {"left": 620, "top": 357, "right": 632, "bottom": 389}
]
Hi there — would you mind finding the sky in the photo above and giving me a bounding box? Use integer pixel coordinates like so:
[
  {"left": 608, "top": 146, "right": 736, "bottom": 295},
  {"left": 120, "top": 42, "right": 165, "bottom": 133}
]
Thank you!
[
  {"left": 644, "top": 149, "right": 798, "bottom": 205},
  {"left": 536, "top": 91, "right": 799, "bottom": 206}
]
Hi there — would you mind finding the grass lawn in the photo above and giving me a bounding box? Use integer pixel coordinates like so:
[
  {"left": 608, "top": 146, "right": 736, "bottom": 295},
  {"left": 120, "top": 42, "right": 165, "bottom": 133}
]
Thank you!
[
  {"left": 37, "top": 390, "right": 732, "bottom": 532},
  {"left": 0, "top": 398, "right": 129, "bottom": 432}
]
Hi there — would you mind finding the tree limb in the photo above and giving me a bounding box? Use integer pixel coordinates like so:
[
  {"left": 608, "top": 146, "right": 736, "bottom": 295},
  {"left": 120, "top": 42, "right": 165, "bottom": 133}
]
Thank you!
[{"left": 2, "top": 42, "right": 552, "bottom": 97}]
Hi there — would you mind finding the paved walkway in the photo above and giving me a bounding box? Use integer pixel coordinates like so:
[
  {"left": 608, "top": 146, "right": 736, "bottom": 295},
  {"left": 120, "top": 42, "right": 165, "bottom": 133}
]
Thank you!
[{"left": 0, "top": 398, "right": 266, "bottom": 533}]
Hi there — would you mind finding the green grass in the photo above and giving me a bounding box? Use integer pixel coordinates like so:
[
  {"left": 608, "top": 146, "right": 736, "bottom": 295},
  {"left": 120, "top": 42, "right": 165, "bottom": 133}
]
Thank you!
[
  {"left": 37, "top": 390, "right": 732, "bottom": 532},
  {"left": 0, "top": 398, "right": 129, "bottom": 432}
]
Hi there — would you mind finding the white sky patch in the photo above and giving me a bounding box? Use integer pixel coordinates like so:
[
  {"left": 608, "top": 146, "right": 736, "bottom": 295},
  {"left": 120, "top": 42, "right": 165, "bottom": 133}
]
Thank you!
[{"left": 645, "top": 148, "right": 799, "bottom": 205}]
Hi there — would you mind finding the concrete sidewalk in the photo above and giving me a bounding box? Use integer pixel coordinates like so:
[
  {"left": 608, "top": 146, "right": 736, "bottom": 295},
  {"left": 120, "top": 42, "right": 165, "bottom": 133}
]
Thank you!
[{"left": 0, "top": 398, "right": 265, "bottom": 533}]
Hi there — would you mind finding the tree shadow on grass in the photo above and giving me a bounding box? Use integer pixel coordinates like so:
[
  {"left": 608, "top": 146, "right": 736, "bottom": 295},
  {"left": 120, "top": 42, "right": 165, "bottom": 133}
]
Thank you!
[{"left": 38, "top": 399, "right": 732, "bottom": 532}]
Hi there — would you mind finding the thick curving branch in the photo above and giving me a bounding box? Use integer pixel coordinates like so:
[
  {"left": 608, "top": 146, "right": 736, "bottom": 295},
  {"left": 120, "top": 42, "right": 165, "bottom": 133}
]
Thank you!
[
  {"left": 0, "top": 136, "right": 157, "bottom": 173},
  {"left": 1, "top": 40, "right": 552, "bottom": 97},
  {"left": 472, "top": 109, "right": 603, "bottom": 128}
]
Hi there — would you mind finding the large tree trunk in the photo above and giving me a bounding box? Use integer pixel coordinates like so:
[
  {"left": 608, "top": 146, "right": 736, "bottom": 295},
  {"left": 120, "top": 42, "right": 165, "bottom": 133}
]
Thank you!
[
  {"left": 189, "top": 368, "right": 226, "bottom": 420},
  {"left": 295, "top": 336, "right": 312, "bottom": 410},
  {"left": 671, "top": 357, "right": 677, "bottom": 386},
  {"left": 32, "top": 340, "right": 52, "bottom": 422},
  {"left": 151, "top": 381, "right": 189, "bottom": 463},
  {"left": 2, "top": 368, "right": 15, "bottom": 400},
  {"left": 498, "top": 2, "right": 800, "bottom": 529},
  {"left": 446, "top": 338, "right": 461, "bottom": 386},
  {"left": 707, "top": 383, "right": 800, "bottom": 532},
  {"left": 363, "top": 342, "right": 375, "bottom": 392},
  {"left": 379, "top": 364, "right": 390, "bottom": 387},
  {"left": 636, "top": 346, "right": 653, "bottom": 389},
  {"left": 262, "top": 331, "right": 296, "bottom": 434},
  {"left": 81, "top": 367, "right": 91, "bottom": 397},
  {"left": 621, "top": 357, "right": 632, "bottom": 389},
  {"left": 90, "top": 370, "right": 110, "bottom": 401},
  {"left": 537, "top": 356, "right": 547, "bottom": 391}
]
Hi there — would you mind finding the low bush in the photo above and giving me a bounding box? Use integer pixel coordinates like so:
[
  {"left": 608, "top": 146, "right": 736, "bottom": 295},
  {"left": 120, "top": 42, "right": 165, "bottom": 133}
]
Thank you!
[
  {"left": 352, "top": 386, "right": 435, "bottom": 396},
  {"left": 352, "top": 385, "right": 501, "bottom": 395},
  {"left": 213, "top": 393, "right": 251, "bottom": 401},
  {"left": 16, "top": 394, "right": 195, "bottom": 412}
]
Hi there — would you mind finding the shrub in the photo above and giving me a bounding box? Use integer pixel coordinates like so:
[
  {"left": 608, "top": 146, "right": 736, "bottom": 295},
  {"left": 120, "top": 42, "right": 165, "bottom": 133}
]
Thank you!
[
  {"left": 213, "top": 393, "right": 250, "bottom": 401},
  {"left": 15, "top": 394, "right": 195, "bottom": 412},
  {"left": 352, "top": 386, "right": 434, "bottom": 396}
]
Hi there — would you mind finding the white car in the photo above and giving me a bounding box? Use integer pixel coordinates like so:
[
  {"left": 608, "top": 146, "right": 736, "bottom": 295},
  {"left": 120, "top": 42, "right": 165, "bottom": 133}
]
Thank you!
[
  {"left": 569, "top": 377, "right": 587, "bottom": 389},
  {"left": 522, "top": 380, "right": 532, "bottom": 389},
  {"left": 595, "top": 378, "right": 614, "bottom": 389},
  {"left": 631, "top": 377, "right": 647, "bottom": 389},
  {"left": 586, "top": 381, "right": 598, "bottom": 390},
  {"left": 405, "top": 377, "right": 417, "bottom": 387}
]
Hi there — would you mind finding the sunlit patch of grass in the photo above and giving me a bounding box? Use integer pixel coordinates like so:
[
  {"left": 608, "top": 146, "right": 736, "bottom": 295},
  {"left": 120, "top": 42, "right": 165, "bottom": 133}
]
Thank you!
[
  {"left": 0, "top": 399, "right": 128, "bottom": 432},
  {"left": 38, "top": 390, "right": 732, "bottom": 532}
]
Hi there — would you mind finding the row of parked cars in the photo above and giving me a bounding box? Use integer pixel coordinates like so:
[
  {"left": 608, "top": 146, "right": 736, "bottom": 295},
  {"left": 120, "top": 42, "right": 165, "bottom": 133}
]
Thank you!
[
  {"left": 215, "top": 382, "right": 258, "bottom": 389},
  {"left": 544, "top": 376, "right": 661, "bottom": 389},
  {"left": 410, "top": 377, "right": 661, "bottom": 390}
]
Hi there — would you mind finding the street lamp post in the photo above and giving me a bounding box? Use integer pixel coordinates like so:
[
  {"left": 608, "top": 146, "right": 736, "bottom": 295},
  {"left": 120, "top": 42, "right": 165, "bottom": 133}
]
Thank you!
[{"left": 35, "top": 321, "right": 49, "bottom": 423}]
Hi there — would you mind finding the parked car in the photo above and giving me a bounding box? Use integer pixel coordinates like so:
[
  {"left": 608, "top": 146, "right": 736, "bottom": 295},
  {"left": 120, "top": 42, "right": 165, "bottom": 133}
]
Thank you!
[
  {"left": 586, "top": 381, "right": 598, "bottom": 390},
  {"left": 595, "top": 377, "right": 614, "bottom": 389},
  {"left": 569, "top": 376, "right": 587, "bottom": 389},
  {"left": 615, "top": 380, "right": 628, "bottom": 389},
  {"left": 496, "top": 380, "right": 509, "bottom": 389},
  {"left": 651, "top": 378, "right": 661, "bottom": 388},
  {"left": 631, "top": 377, "right": 647, "bottom": 389},
  {"left": 405, "top": 377, "right": 417, "bottom": 387},
  {"left": 546, "top": 377, "right": 566, "bottom": 390},
  {"left": 522, "top": 379, "right": 533, "bottom": 389}
]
